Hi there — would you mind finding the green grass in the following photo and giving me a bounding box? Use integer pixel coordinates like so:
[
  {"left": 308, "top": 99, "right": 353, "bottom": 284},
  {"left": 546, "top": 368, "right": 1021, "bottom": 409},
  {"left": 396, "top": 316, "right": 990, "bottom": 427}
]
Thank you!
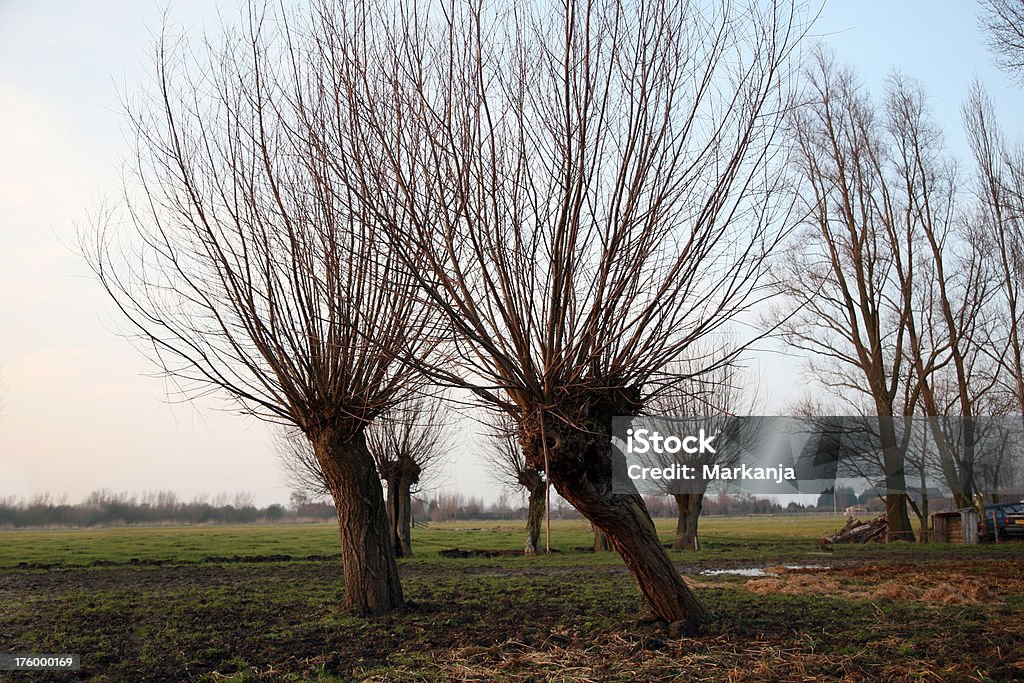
[
  {"left": 1, "top": 516, "right": 1022, "bottom": 681},
  {"left": 0, "top": 516, "right": 835, "bottom": 570},
  {"left": 0, "top": 523, "right": 342, "bottom": 568},
  {"left": 1, "top": 515, "right": 1016, "bottom": 570}
]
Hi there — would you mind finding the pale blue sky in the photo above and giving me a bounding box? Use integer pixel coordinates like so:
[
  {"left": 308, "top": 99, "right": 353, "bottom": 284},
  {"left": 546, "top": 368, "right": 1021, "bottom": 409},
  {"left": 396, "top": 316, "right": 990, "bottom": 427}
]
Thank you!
[{"left": 1, "top": 1, "right": 1021, "bottom": 506}]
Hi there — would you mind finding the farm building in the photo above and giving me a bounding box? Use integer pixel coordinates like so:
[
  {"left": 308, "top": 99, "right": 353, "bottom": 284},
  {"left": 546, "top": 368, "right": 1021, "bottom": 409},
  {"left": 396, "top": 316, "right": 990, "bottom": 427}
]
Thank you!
[
  {"left": 931, "top": 509, "right": 978, "bottom": 544},
  {"left": 932, "top": 503, "right": 1024, "bottom": 544}
]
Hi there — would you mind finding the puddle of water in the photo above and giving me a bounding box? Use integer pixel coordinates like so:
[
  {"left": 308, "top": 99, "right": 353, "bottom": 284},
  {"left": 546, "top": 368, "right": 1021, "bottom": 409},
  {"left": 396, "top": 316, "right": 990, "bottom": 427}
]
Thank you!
[
  {"left": 700, "top": 567, "right": 770, "bottom": 577},
  {"left": 699, "top": 564, "right": 828, "bottom": 578}
]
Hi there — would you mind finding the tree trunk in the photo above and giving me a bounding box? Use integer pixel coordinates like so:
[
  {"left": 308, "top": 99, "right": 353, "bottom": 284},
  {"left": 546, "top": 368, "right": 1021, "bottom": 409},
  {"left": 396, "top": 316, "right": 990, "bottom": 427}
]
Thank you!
[
  {"left": 382, "top": 470, "right": 403, "bottom": 557},
  {"left": 395, "top": 477, "right": 414, "bottom": 557},
  {"left": 380, "top": 459, "right": 417, "bottom": 558},
  {"left": 593, "top": 525, "right": 610, "bottom": 552},
  {"left": 314, "top": 426, "right": 404, "bottom": 615},
  {"left": 878, "top": 417, "right": 915, "bottom": 542},
  {"left": 523, "top": 411, "right": 710, "bottom": 627},
  {"left": 672, "top": 493, "right": 703, "bottom": 551},
  {"left": 570, "top": 485, "right": 708, "bottom": 626},
  {"left": 524, "top": 475, "right": 546, "bottom": 555},
  {"left": 917, "top": 459, "right": 929, "bottom": 544},
  {"left": 975, "top": 492, "right": 991, "bottom": 540}
]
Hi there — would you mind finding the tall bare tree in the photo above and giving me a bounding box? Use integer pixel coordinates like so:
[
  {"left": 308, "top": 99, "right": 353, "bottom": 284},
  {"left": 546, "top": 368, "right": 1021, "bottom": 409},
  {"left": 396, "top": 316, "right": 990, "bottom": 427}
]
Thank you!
[
  {"left": 885, "top": 74, "right": 1000, "bottom": 518},
  {"left": 775, "top": 50, "right": 921, "bottom": 540},
  {"left": 777, "top": 52, "right": 1016, "bottom": 539},
  {"left": 330, "top": 0, "right": 804, "bottom": 626},
  {"left": 963, "top": 83, "right": 1024, "bottom": 423},
  {"left": 85, "top": 5, "right": 435, "bottom": 614}
]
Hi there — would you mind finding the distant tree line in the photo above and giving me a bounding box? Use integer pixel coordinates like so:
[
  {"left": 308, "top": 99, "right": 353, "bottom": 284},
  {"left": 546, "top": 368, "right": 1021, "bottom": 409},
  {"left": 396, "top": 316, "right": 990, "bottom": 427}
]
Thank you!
[
  {"left": 419, "top": 491, "right": 828, "bottom": 522},
  {"left": 0, "top": 491, "right": 310, "bottom": 529},
  {"left": 3, "top": 485, "right": 907, "bottom": 530}
]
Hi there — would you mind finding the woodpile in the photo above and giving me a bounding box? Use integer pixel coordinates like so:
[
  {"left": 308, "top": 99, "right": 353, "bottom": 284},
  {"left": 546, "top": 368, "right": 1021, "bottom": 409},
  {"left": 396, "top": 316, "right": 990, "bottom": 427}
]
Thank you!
[{"left": 820, "top": 516, "right": 887, "bottom": 547}]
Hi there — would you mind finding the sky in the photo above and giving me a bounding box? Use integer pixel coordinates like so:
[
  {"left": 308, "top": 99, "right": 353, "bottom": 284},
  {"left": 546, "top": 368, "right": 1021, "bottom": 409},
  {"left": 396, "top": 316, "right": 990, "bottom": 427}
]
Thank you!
[{"left": 1, "top": 1, "right": 1023, "bottom": 508}]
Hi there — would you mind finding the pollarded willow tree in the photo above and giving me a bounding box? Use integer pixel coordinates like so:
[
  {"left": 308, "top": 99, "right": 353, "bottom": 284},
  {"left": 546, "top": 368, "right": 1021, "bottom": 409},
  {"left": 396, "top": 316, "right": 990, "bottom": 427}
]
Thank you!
[
  {"left": 85, "top": 5, "right": 436, "bottom": 614},
  {"left": 647, "top": 352, "right": 753, "bottom": 551},
  {"left": 367, "top": 397, "right": 450, "bottom": 557},
  {"left": 327, "top": 0, "right": 805, "bottom": 626},
  {"left": 279, "top": 395, "right": 450, "bottom": 557},
  {"left": 482, "top": 413, "right": 548, "bottom": 555}
]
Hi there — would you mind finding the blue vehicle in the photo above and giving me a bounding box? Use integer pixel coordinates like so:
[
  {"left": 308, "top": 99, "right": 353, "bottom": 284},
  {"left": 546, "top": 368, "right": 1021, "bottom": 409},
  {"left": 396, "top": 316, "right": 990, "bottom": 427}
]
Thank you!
[{"left": 980, "top": 502, "right": 1024, "bottom": 540}]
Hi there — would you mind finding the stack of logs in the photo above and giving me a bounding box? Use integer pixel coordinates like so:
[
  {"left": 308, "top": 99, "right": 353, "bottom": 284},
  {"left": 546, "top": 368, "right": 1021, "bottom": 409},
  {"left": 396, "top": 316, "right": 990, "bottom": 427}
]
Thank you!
[{"left": 820, "top": 515, "right": 887, "bottom": 547}]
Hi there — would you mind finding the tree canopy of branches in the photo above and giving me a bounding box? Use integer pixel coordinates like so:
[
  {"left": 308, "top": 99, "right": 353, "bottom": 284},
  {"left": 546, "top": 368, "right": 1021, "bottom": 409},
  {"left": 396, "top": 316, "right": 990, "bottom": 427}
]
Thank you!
[
  {"left": 964, "top": 83, "right": 1024, "bottom": 423},
  {"left": 85, "top": 4, "right": 435, "bottom": 614},
  {"left": 980, "top": 0, "right": 1024, "bottom": 82},
  {"left": 330, "top": 0, "right": 805, "bottom": 626}
]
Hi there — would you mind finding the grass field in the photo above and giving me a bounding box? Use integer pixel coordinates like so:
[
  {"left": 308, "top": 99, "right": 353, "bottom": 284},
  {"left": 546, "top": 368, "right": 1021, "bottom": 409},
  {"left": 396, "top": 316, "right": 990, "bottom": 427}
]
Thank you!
[{"left": 1, "top": 516, "right": 1022, "bottom": 681}]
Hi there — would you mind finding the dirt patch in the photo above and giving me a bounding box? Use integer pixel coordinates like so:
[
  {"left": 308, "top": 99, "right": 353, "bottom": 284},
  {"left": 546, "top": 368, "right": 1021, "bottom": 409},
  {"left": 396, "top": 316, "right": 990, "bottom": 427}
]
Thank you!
[
  {"left": 422, "top": 632, "right": 869, "bottom": 682},
  {"left": 870, "top": 582, "right": 920, "bottom": 601}
]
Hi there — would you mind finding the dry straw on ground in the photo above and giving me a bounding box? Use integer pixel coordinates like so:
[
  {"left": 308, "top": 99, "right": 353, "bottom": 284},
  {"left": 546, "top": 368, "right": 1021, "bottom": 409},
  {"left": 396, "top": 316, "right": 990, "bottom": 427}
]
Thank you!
[{"left": 742, "top": 567, "right": 995, "bottom": 605}]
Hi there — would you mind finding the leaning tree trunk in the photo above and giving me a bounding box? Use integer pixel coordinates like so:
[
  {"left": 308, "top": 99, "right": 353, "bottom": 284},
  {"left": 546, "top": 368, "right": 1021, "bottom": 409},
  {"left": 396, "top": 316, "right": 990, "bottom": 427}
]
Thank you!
[
  {"left": 522, "top": 406, "right": 710, "bottom": 628},
  {"left": 314, "top": 426, "right": 404, "bottom": 615},
  {"left": 672, "top": 493, "right": 703, "bottom": 551},
  {"left": 521, "top": 470, "right": 546, "bottom": 555}
]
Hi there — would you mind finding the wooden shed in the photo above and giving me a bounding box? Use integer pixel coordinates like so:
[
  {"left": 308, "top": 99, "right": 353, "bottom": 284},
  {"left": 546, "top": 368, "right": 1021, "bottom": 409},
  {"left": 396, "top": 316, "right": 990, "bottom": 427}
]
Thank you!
[{"left": 932, "top": 509, "right": 979, "bottom": 544}]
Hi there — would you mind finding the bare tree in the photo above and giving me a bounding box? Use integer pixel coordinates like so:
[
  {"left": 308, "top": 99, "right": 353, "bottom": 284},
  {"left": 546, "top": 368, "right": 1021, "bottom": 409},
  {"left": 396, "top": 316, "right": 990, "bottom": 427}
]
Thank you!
[
  {"left": 84, "top": 5, "right": 435, "bottom": 614},
  {"left": 980, "top": 0, "right": 1024, "bottom": 82},
  {"left": 483, "top": 414, "right": 547, "bottom": 555},
  {"left": 368, "top": 396, "right": 451, "bottom": 557},
  {"left": 884, "top": 74, "right": 1002, "bottom": 522},
  {"left": 964, "top": 83, "right": 1024, "bottom": 422},
  {"left": 279, "top": 393, "right": 449, "bottom": 557},
  {"left": 777, "top": 50, "right": 1021, "bottom": 541},
  {"left": 277, "top": 427, "right": 331, "bottom": 500},
  {"left": 774, "top": 50, "right": 929, "bottom": 541},
  {"left": 646, "top": 350, "right": 753, "bottom": 551},
  {"left": 332, "top": 0, "right": 804, "bottom": 626}
]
